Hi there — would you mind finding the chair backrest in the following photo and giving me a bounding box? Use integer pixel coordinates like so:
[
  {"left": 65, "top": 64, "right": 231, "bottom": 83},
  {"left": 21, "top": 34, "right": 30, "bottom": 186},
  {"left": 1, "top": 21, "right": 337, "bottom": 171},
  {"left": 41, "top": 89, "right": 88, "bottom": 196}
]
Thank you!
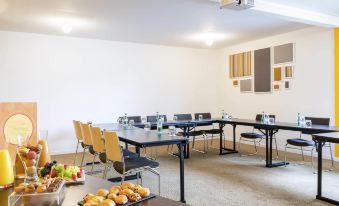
[
  {"left": 174, "top": 114, "right": 192, "bottom": 121},
  {"left": 119, "top": 116, "right": 142, "bottom": 123},
  {"left": 194, "top": 113, "right": 212, "bottom": 120},
  {"left": 81, "top": 123, "right": 93, "bottom": 146},
  {"left": 103, "top": 131, "right": 123, "bottom": 162},
  {"left": 146, "top": 115, "right": 167, "bottom": 122},
  {"left": 305, "top": 117, "right": 330, "bottom": 126},
  {"left": 90, "top": 127, "right": 105, "bottom": 153},
  {"left": 255, "top": 114, "right": 275, "bottom": 121},
  {"left": 73, "top": 120, "right": 83, "bottom": 141}
]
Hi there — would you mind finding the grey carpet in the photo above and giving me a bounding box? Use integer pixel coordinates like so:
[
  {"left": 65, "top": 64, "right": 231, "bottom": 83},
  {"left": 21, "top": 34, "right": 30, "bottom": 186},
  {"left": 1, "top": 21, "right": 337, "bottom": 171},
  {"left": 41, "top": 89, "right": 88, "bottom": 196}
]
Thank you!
[{"left": 77, "top": 149, "right": 337, "bottom": 206}]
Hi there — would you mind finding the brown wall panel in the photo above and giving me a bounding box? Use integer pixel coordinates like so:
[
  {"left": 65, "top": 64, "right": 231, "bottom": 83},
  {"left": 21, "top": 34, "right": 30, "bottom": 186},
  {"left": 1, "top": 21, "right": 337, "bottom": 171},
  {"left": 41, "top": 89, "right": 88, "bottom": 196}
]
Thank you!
[{"left": 254, "top": 48, "right": 271, "bottom": 93}]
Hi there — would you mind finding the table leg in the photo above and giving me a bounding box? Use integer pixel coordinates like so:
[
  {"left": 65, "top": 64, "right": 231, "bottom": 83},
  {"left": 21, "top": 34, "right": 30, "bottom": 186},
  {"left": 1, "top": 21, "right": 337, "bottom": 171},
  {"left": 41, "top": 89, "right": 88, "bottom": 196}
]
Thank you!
[
  {"left": 178, "top": 143, "right": 186, "bottom": 203},
  {"left": 317, "top": 141, "right": 322, "bottom": 199},
  {"left": 185, "top": 126, "right": 190, "bottom": 159},
  {"left": 265, "top": 129, "right": 289, "bottom": 168},
  {"left": 219, "top": 123, "right": 238, "bottom": 155}
]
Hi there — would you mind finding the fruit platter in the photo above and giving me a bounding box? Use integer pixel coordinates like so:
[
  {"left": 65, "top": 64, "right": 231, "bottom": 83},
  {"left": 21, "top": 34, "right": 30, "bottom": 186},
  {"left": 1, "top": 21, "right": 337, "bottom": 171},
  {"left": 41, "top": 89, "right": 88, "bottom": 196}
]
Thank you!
[{"left": 39, "top": 160, "right": 85, "bottom": 185}]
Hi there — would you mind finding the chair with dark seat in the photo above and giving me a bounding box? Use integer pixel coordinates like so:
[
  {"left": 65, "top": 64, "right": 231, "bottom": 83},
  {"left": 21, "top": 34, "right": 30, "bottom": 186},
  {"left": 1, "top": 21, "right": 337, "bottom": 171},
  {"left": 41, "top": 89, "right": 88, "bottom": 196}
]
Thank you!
[
  {"left": 284, "top": 117, "right": 334, "bottom": 171},
  {"left": 103, "top": 131, "right": 160, "bottom": 194},
  {"left": 174, "top": 113, "right": 207, "bottom": 153},
  {"left": 194, "top": 113, "right": 226, "bottom": 149},
  {"left": 127, "top": 116, "right": 142, "bottom": 123},
  {"left": 239, "top": 114, "right": 279, "bottom": 158},
  {"left": 147, "top": 115, "right": 167, "bottom": 123}
]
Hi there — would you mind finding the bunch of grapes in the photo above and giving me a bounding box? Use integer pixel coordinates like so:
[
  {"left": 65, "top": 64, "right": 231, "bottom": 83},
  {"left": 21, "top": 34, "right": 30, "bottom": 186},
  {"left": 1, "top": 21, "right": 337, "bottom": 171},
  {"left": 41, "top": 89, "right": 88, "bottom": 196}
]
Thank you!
[{"left": 40, "top": 160, "right": 57, "bottom": 177}]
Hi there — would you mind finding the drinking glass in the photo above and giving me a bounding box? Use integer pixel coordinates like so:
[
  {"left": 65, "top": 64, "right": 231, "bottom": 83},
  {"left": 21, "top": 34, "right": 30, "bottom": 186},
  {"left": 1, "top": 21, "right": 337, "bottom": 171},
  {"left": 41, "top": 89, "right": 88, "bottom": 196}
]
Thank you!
[
  {"left": 269, "top": 117, "right": 275, "bottom": 125},
  {"left": 305, "top": 120, "right": 312, "bottom": 128},
  {"left": 117, "top": 117, "right": 123, "bottom": 125},
  {"left": 173, "top": 116, "right": 178, "bottom": 122},
  {"left": 129, "top": 119, "right": 135, "bottom": 128},
  {"left": 198, "top": 115, "right": 203, "bottom": 121},
  {"left": 144, "top": 122, "right": 151, "bottom": 131},
  {"left": 142, "top": 117, "right": 147, "bottom": 123},
  {"left": 0, "top": 139, "right": 14, "bottom": 188},
  {"left": 169, "top": 126, "right": 176, "bottom": 136}
]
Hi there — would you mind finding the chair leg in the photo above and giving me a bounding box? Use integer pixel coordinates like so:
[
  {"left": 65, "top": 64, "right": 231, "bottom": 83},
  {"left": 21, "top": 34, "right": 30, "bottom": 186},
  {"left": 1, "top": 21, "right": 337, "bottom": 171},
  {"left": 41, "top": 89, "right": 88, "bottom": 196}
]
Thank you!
[
  {"left": 140, "top": 171, "right": 143, "bottom": 185},
  {"left": 73, "top": 140, "right": 80, "bottom": 166},
  {"left": 148, "top": 168, "right": 160, "bottom": 195},
  {"left": 103, "top": 162, "right": 108, "bottom": 179},
  {"left": 80, "top": 146, "right": 86, "bottom": 169},
  {"left": 136, "top": 172, "right": 140, "bottom": 185},
  {"left": 238, "top": 138, "right": 242, "bottom": 156},
  {"left": 121, "top": 174, "right": 125, "bottom": 185},
  {"left": 273, "top": 136, "right": 279, "bottom": 159},
  {"left": 311, "top": 146, "right": 316, "bottom": 174},
  {"left": 284, "top": 144, "right": 288, "bottom": 167},
  {"left": 90, "top": 153, "right": 97, "bottom": 174},
  {"left": 329, "top": 143, "right": 335, "bottom": 171},
  {"left": 301, "top": 146, "right": 305, "bottom": 161}
]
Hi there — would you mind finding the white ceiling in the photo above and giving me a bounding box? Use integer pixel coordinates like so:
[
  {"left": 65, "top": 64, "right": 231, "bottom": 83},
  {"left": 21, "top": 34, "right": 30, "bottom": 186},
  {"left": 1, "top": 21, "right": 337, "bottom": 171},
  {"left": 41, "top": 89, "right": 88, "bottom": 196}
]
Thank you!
[{"left": 0, "top": 0, "right": 335, "bottom": 49}]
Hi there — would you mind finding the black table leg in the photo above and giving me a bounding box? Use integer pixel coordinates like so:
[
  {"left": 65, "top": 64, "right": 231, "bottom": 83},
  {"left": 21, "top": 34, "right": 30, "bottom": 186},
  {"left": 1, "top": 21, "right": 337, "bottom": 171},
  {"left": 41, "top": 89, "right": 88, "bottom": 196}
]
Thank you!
[
  {"left": 317, "top": 141, "right": 322, "bottom": 199},
  {"left": 265, "top": 129, "right": 269, "bottom": 167},
  {"left": 178, "top": 142, "right": 186, "bottom": 203},
  {"left": 135, "top": 146, "right": 141, "bottom": 157},
  {"left": 219, "top": 123, "right": 238, "bottom": 155},
  {"left": 265, "top": 129, "right": 289, "bottom": 168},
  {"left": 185, "top": 126, "right": 190, "bottom": 159}
]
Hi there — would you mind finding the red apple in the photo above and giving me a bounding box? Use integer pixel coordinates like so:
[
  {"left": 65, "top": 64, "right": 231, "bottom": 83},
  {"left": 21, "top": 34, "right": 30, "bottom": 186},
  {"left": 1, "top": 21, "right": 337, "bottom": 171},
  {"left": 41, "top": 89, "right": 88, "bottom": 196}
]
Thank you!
[
  {"left": 64, "top": 164, "right": 68, "bottom": 169},
  {"left": 27, "top": 151, "right": 37, "bottom": 160},
  {"left": 72, "top": 173, "right": 77, "bottom": 181},
  {"left": 50, "top": 170, "right": 57, "bottom": 178},
  {"left": 77, "top": 171, "right": 82, "bottom": 178}
]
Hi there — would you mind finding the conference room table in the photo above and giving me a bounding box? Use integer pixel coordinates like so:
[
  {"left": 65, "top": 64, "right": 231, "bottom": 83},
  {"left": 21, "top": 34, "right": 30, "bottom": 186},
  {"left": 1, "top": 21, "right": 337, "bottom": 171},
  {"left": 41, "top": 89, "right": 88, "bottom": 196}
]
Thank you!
[
  {"left": 217, "top": 118, "right": 339, "bottom": 168},
  {"left": 94, "top": 123, "right": 188, "bottom": 203},
  {"left": 0, "top": 176, "right": 185, "bottom": 206},
  {"left": 312, "top": 132, "right": 339, "bottom": 205}
]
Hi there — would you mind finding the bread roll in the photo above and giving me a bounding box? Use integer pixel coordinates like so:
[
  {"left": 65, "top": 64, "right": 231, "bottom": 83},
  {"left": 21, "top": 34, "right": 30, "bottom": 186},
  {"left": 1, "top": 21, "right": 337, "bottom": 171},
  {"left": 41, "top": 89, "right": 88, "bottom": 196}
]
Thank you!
[
  {"left": 96, "top": 189, "right": 109, "bottom": 197},
  {"left": 114, "top": 195, "right": 128, "bottom": 205},
  {"left": 119, "top": 188, "right": 134, "bottom": 196},
  {"left": 137, "top": 187, "right": 150, "bottom": 197},
  {"left": 109, "top": 186, "right": 121, "bottom": 195},
  {"left": 107, "top": 193, "right": 117, "bottom": 200},
  {"left": 98, "top": 199, "right": 116, "bottom": 206},
  {"left": 133, "top": 185, "right": 143, "bottom": 193},
  {"left": 128, "top": 193, "right": 141, "bottom": 202},
  {"left": 121, "top": 182, "right": 135, "bottom": 190}
]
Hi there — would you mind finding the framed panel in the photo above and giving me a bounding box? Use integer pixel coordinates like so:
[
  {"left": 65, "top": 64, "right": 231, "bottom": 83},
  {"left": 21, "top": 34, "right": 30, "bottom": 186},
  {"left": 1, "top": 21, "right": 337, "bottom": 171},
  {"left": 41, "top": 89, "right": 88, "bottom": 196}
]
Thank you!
[
  {"left": 240, "top": 79, "right": 252, "bottom": 92},
  {"left": 273, "top": 83, "right": 281, "bottom": 91},
  {"left": 285, "top": 66, "right": 294, "bottom": 79},
  {"left": 284, "top": 81, "right": 291, "bottom": 90},
  {"left": 274, "top": 43, "right": 294, "bottom": 64},
  {"left": 229, "top": 51, "right": 252, "bottom": 78},
  {"left": 274, "top": 67, "right": 282, "bottom": 81},
  {"left": 254, "top": 48, "right": 271, "bottom": 93},
  {"left": 233, "top": 80, "right": 239, "bottom": 87}
]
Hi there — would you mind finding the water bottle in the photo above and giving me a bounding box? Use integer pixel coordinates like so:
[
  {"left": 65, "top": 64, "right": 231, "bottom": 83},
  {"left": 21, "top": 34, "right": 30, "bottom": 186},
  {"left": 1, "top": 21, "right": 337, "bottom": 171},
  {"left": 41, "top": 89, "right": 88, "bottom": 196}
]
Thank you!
[
  {"left": 297, "top": 113, "right": 301, "bottom": 126},
  {"left": 157, "top": 118, "right": 163, "bottom": 133},
  {"left": 221, "top": 110, "right": 225, "bottom": 120},
  {"left": 123, "top": 113, "right": 128, "bottom": 127},
  {"left": 261, "top": 112, "right": 265, "bottom": 123},
  {"left": 156, "top": 112, "right": 159, "bottom": 122}
]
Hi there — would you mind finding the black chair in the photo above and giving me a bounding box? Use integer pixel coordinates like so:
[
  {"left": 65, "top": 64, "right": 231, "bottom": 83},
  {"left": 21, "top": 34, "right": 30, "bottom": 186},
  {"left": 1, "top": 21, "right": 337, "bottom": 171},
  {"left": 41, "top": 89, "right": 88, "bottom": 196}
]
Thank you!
[
  {"left": 239, "top": 114, "right": 279, "bottom": 158},
  {"left": 195, "top": 113, "right": 226, "bottom": 149},
  {"left": 147, "top": 115, "right": 168, "bottom": 123},
  {"left": 173, "top": 114, "right": 206, "bottom": 153},
  {"left": 284, "top": 117, "right": 333, "bottom": 171}
]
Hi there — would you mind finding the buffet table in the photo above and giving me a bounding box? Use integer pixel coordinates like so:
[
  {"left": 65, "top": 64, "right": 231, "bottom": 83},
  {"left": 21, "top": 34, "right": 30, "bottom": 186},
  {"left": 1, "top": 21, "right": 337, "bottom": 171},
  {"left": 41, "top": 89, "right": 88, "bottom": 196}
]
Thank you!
[{"left": 0, "top": 175, "right": 186, "bottom": 206}]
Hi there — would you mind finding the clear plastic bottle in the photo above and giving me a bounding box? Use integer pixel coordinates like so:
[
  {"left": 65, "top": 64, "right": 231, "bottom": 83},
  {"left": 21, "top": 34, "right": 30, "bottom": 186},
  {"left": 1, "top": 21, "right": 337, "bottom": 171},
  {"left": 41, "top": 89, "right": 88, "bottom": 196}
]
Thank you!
[
  {"left": 297, "top": 113, "right": 301, "bottom": 126},
  {"left": 221, "top": 110, "right": 225, "bottom": 120},
  {"left": 157, "top": 118, "right": 163, "bottom": 133},
  {"left": 123, "top": 113, "right": 128, "bottom": 126}
]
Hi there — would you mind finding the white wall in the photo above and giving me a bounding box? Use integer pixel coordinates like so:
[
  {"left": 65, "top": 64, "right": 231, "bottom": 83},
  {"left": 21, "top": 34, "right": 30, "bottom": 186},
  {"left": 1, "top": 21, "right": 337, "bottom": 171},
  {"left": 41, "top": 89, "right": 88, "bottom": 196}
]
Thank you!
[
  {"left": 217, "top": 27, "right": 335, "bottom": 159},
  {"left": 0, "top": 31, "right": 222, "bottom": 154},
  {"left": 0, "top": 27, "right": 335, "bottom": 158}
]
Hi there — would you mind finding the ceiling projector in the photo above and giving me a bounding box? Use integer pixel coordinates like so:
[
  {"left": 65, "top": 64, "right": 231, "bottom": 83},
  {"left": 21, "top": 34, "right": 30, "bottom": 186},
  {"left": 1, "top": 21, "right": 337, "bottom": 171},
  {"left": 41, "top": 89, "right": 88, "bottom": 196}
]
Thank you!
[{"left": 220, "top": 0, "right": 254, "bottom": 10}]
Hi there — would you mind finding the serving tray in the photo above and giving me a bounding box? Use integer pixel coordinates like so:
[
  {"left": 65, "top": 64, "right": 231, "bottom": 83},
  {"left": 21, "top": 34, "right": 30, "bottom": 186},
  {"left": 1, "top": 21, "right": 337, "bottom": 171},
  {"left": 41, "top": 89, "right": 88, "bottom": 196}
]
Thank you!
[{"left": 78, "top": 193, "right": 156, "bottom": 206}]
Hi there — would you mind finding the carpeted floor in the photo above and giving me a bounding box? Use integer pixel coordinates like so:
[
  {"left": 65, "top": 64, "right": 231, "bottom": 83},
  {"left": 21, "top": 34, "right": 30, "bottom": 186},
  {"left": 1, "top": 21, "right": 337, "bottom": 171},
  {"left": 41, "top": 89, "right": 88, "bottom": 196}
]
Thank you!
[{"left": 53, "top": 144, "right": 338, "bottom": 206}]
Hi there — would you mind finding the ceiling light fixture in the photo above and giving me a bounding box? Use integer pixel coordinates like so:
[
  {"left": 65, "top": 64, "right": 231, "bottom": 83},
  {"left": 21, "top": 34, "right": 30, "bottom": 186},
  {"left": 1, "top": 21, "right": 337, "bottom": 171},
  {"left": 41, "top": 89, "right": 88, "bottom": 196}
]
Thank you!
[
  {"left": 61, "top": 23, "right": 73, "bottom": 34},
  {"left": 205, "top": 38, "right": 214, "bottom": 46}
]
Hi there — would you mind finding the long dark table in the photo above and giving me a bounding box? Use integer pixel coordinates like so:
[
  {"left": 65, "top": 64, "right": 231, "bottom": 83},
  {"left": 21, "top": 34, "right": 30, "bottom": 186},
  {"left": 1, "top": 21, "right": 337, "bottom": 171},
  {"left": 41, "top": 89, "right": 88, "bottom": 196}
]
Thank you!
[
  {"left": 0, "top": 175, "right": 186, "bottom": 206},
  {"left": 95, "top": 124, "right": 188, "bottom": 203},
  {"left": 312, "top": 132, "right": 339, "bottom": 205},
  {"left": 217, "top": 118, "right": 339, "bottom": 168}
]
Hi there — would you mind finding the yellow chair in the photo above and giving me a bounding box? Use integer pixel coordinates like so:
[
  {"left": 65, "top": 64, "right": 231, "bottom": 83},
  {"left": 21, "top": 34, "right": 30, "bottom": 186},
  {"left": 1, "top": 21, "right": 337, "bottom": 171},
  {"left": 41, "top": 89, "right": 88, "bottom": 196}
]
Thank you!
[
  {"left": 103, "top": 131, "right": 161, "bottom": 194},
  {"left": 80, "top": 123, "right": 95, "bottom": 168},
  {"left": 89, "top": 126, "right": 107, "bottom": 176},
  {"left": 72, "top": 120, "right": 84, "bottom": 166}
]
